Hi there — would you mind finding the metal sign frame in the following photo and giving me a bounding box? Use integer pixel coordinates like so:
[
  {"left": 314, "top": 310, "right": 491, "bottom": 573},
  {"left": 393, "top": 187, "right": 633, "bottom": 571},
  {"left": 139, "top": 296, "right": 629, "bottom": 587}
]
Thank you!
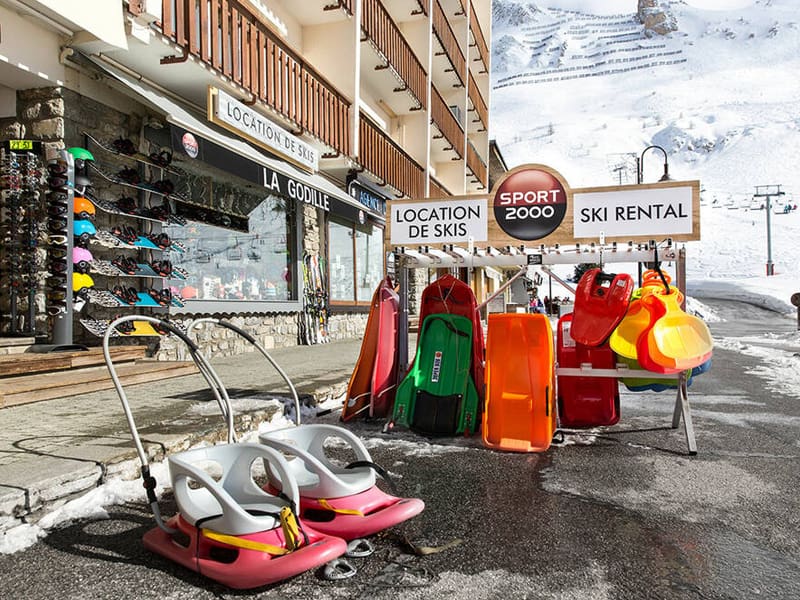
[{"left": 392, "top": 240, "right": 697, "bottom": 455}]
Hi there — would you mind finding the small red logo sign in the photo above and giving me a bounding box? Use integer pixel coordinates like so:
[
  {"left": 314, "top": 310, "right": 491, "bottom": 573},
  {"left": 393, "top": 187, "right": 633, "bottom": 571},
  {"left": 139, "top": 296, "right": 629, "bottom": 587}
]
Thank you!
[
  {"left": 494, "top": 168, "right": 568, "bottom": 240},
  {"left": 182, "top": 132, "right": 199, "bottom": 158}
]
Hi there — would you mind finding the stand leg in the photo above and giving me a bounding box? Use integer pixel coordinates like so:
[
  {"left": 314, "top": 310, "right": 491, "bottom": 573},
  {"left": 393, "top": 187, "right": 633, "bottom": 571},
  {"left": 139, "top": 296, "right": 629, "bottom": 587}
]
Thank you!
[
  {"left": 397, "top": 261, "right": 409, "bottom": 375},
  {"left": 671, "top": 380, "right": 682, "bottom": 429},
  {"left": 671, "top": 373, "right": 697, "bottom": 455}
]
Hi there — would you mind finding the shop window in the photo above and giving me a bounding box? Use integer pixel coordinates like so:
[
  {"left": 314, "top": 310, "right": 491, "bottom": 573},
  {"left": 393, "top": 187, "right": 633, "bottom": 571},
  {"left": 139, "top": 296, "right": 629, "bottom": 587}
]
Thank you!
[
  {"left": 329, "top": 216, "right": 384, "bottom": 305},
  {"left": 167, "top": 195, "right": 296, "bottom": 302}
]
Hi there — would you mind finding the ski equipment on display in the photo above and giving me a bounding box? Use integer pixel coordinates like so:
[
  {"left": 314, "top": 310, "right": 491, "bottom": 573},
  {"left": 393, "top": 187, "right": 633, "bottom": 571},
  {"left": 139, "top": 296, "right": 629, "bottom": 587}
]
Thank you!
[{"left": 300, "top": 253, "right": 329, "bottom": 344}]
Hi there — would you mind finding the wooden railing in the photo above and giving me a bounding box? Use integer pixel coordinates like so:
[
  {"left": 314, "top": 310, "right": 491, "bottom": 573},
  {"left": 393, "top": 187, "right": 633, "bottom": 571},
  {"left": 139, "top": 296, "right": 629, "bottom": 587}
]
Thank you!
[
  {"left": 469, "top": 2, "right": 489, "bottom": 73},
  {"left": 468, "top": 71, "right": 488, "bottom": 131},
  {"left": 154, "top": 0, "right": 351, "bottom": 156},
  {"left": 359, "top": 113, "right": 425, "bottom": 199},
  {"left": 429, "top": 176, "right": 452, "bottom": 198},
  {"left": 362, "top": 0, "right": 427, "bottom": 110},
  {"left": 432, "top": 0, "right": 466, "bottom": 85},
  {"left": 431, "top": 85, "right": 464, "bottom": 158},
  {"left": 466, "top": 140, "right": 487, "bottom": 189}
]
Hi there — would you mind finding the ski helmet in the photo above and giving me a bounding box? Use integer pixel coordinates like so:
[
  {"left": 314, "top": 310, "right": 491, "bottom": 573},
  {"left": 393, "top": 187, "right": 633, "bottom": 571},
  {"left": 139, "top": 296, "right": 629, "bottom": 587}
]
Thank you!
[
  {"left": 73, "top": 219, "right": 97, "bottom": 238},
  {"left": 73, "top": 196, "right": 96, "bottom": 220},
  {"left": 180, "top": 285, "right": 198, "bottom": 299},
  {"left": 72, "top": 247, "right": 94, "bottom": 264},
  {"left": 72, "top": 272, "right": 95, "bottom": 293},
  {"left": 67, "top": 147, "right": 94, "bottom": 162},
  {"left": 74, "top": 173, "right": 93, "bottom": 189}
]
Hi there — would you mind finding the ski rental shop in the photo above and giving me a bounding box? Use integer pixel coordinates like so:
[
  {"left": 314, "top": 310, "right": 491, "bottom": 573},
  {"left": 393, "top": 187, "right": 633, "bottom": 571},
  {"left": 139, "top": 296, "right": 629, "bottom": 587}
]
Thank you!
[{"left": 0, "top": 48, "right": 386, "bottom": 355}]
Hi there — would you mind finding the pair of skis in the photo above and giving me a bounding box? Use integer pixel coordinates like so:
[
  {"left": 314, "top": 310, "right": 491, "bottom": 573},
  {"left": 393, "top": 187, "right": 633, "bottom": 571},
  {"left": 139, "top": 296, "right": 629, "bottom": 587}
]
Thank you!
[{"left": 300, "top": 253, "right": 329, "bottom": 345}]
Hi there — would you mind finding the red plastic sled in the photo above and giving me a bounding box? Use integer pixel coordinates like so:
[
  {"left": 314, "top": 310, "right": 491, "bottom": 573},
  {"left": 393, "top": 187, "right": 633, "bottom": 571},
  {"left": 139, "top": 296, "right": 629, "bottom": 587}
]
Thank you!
[
  {"left": 556, "top": 313, "right": 620, "bottom": 428},
  {"left": 143, "top": 513, "right": 345, "bottom": 590},
  {"left": 416, "top": 274, "right": 485, "bottom": 403},
  {"left": 343, "top": 277, "right": 399, "bottom": 420},
  {"left": 570, "top": 268, "right": 633, "bottom": 347}
]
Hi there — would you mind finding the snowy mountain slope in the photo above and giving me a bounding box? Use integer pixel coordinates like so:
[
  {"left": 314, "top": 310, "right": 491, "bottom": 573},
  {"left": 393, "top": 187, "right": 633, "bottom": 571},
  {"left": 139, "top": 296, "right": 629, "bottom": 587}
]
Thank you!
[
  {"left": 491, "top": 0, "right": 800, "bottom": 302},
  {"left": 492, "top": 0, "right": 800, "bottom": 189}
]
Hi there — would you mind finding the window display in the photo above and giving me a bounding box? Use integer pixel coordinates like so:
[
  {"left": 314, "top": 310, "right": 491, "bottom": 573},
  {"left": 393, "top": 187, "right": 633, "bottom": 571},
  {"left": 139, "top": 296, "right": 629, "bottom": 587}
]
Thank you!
[
  {"left": 329, "top": 216, "right": 384, "bottom": 304},
  {"left": 167, "top": 195, "right": 296, "bottom": 302}
]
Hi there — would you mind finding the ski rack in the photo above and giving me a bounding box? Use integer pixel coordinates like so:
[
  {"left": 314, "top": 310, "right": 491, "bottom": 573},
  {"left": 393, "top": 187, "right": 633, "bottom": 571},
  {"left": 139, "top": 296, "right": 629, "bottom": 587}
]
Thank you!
[{"left": 392, "top": 239, "right": 698, "bottom": 455}]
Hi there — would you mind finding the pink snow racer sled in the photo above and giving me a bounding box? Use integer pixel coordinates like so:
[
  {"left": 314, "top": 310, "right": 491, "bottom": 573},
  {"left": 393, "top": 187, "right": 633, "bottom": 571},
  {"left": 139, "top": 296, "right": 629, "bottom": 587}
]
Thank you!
[
  {"left": 259, "top": 424, "right": 425, "bottom": 540},
  {"left": 103, "top": 315, "right": 346, "bottom": 590}
]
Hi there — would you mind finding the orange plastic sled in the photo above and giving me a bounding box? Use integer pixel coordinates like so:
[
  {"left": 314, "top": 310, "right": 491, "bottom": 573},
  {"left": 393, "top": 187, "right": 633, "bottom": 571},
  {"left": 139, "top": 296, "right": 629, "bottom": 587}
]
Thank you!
[
  {"left": 342, "top": 277, "right": 399, "bottom": 420},
  {"left": 638, "top": 289, "right": 713, "bottom": 373},
  {"left": 483, "top": 313, "right": 556, "bottom": 453}
]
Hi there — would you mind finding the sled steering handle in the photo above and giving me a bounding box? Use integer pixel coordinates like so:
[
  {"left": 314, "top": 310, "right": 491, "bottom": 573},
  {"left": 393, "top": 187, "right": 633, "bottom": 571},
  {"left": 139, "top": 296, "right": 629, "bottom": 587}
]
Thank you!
[
  {"left": 104, "top": 315, "right": 231, "bottom": 467},
  {"left": 595, "top": 272, "right": 618, "bottom": 283}
]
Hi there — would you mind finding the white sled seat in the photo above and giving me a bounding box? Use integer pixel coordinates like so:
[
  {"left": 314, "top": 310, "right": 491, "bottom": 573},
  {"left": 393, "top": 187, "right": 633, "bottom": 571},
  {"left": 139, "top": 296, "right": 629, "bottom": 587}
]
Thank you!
[
  {"left": 169, "top": 442, "right": 301, "bottom": 536},
  {"left": 259, "top": 424, "right": 376, "bottom": 499}
]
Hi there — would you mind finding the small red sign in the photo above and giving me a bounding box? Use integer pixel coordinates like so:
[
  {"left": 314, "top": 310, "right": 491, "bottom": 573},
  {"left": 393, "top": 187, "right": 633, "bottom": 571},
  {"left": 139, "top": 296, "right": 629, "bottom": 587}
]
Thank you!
[{"left": 182, "top": 132, "right": 199, "bottom": 158}]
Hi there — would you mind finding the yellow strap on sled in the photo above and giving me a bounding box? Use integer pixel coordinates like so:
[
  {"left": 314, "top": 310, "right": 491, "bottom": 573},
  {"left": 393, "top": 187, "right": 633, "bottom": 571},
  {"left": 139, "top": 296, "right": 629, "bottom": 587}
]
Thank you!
[
  {"left": 202, "top": 506, "right": 305, "bottom": 554},
  {"left": 317, "top": 498, "right": 364, "bottom": 517},
  {"left": 201, "top": 528, "right": 290, "bottom": 556},
  {"left": 279, "top": 506, "right": 302, "bottom": 551}
]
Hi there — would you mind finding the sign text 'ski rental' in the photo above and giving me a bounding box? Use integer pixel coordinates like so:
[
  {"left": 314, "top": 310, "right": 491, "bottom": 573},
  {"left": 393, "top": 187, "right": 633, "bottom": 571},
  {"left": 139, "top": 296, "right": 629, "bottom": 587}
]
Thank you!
[{"left": 387, "top": 164, "right": 700, "bottom": 247}]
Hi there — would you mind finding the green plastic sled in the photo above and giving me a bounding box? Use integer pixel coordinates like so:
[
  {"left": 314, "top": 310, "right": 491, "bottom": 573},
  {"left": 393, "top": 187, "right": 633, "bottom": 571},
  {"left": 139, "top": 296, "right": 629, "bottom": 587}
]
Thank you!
[{"left": 392, "top": 313, "right": 479, "bottom": 436}]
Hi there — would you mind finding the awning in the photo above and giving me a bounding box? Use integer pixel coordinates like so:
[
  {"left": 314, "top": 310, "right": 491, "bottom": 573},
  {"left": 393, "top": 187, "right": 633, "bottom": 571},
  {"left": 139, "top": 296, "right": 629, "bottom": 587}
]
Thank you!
[{"left": 87, "top": 56, "right": 380, "bottom": 222}]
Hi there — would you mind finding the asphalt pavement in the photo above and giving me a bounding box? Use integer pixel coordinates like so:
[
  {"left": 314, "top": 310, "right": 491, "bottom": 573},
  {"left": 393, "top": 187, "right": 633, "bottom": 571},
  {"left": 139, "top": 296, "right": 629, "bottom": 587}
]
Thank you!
[{"left": 0, "top": 301, "right": 799, "bottom": 599}]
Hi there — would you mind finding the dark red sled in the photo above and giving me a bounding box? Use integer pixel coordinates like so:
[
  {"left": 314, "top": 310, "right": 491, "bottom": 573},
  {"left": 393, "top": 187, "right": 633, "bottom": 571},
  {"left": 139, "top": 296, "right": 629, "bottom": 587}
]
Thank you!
[{"left": 556, "top": 313, "right": 620, "bottom": 428}]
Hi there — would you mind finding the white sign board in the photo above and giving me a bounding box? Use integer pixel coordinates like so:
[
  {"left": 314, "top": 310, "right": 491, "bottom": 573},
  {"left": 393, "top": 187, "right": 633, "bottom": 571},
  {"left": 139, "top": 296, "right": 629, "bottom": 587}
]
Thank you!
[
  {"left": 573, "top": 185, "right": 693, "bottom": 238},
  {"left": 209, "top": 87, "right": 318, "bottom": 172},
  {"left": 390, "top": 198, "right": 488, "bottom": 244}
]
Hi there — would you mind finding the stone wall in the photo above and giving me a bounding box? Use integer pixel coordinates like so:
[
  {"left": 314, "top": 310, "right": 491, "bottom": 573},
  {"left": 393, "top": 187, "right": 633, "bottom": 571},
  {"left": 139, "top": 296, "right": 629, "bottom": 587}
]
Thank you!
[{"left": 152, "top": 311, "right": 367, "bottom": 360}]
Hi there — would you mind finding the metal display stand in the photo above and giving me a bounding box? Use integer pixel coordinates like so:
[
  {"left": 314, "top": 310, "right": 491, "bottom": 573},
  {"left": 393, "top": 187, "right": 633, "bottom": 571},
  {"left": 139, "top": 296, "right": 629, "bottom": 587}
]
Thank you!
[
  {"left": 392, "top": 241, "right": 698, "bottom": 455},
  {"left": 30, "top": 149, "right": 88, "bottom": 352},
  {"left": 0, "top": 141, "right": 46, "bottom": 336}
]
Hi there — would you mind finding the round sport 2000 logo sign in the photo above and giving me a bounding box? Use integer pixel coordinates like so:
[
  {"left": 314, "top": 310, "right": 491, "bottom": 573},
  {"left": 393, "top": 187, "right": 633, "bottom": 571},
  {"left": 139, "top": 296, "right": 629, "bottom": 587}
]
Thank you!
[{"left": 493, "top": 166, "right": 568, "bottom": 241}]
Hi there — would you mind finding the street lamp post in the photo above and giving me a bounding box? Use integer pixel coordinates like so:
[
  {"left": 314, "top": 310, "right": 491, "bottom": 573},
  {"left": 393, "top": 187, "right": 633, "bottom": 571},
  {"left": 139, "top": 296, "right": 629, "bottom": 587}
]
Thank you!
[{"left": 637, "top": 145, "right": 671, "bottom": 184}]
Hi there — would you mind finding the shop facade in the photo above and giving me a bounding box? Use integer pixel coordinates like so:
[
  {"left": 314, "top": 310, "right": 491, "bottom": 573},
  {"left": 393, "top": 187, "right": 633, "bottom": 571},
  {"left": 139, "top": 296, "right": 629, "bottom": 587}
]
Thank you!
[
  {"left": 0, "top": 0, "right": 492, "bottom": 354},
  {"left": 1, "top": 67, "right": 382, "bottom": 355}
]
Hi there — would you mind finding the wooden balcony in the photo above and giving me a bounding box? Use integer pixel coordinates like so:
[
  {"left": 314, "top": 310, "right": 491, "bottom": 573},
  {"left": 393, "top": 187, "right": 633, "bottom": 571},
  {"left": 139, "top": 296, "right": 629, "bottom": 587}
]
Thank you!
[
  {"left": 432, "top": 0, "right": 466, "bottom": 86},
  {"left": 154, "top": 0, "right": 351, "bottom": 156},
  {"left": 469, "top": 2, "right": 489, "bottom": 74},
  {"left": 429, "top": 176, "right": 453, "bottom": 198},
  {"left": 466, "top": 139, "right": 487, "bottom": 190},
  {"left": 359, "top": 113, "right": 425, "bottom": 198},
  {"left": 362, "top": 0, "right": 427, "bottom": 110},
  {"left": 468, "top": 71, "right": 488, "bottom": 132},
  {"left": 431, "top": 84, "right": 464, "bottom": 159}
]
